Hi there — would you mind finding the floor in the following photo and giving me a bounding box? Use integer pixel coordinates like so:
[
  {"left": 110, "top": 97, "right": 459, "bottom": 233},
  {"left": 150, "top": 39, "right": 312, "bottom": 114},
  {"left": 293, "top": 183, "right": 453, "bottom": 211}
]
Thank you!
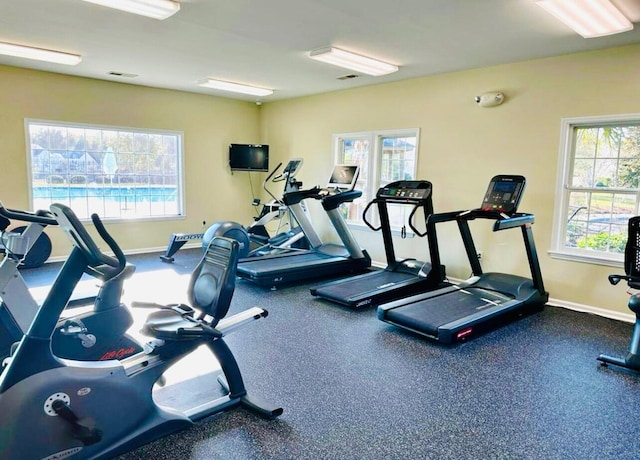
[{"left": 19, "top": 249, "right": 640, "bottom": 460}]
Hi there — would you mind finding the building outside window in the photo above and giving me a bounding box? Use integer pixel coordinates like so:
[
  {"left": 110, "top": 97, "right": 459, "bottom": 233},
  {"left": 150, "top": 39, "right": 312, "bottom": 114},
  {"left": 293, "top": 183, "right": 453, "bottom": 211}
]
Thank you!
[
  {"left": 334, "top": 128, "right": 419, "bottom": 231},
  {"left": 551, "top": 114, "right": 640, "bottom": 265},
  {"left": 26, "top": 120, "right": 184, "bottom": 221}
]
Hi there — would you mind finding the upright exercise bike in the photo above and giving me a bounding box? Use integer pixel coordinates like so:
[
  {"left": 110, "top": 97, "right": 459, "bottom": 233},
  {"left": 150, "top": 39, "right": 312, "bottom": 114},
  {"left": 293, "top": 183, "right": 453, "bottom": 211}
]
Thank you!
[
  {"left": 0, "top": 203, "right": 282, "bottom": 459},
  {"left": 0, "top": 202, "right": 141, "bottom": 365},
  {"left": 598, "top": 216, "right": 640, "bottom": 373}
]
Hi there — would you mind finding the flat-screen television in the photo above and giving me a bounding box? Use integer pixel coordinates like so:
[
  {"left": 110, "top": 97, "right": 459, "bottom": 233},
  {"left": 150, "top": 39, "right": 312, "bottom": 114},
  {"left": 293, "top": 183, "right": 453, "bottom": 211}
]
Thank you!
[{"left": 229, "top": 144, "right": 269, "bottom": 172}]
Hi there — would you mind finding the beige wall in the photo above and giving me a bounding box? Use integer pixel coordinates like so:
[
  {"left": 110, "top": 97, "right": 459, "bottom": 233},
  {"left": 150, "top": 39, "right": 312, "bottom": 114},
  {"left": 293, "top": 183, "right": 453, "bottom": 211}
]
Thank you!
[
  {"left": 2, "top": 43, "right": 640, "bottom": 317},
  {"left": 0, "top": 65, "right": 261, "bottom": 258},
  {"left": 260, "top": 44, "right": 640, "bottom": 317}
]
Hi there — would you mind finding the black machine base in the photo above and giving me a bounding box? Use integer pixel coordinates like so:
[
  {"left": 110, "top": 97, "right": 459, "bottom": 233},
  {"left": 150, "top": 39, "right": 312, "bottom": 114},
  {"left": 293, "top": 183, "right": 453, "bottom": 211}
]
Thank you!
[
  {"left": 310, "top": 265, "right": 447, "bottom": 309},
  {"left": 160, "top": 233, "right": 203, "bottom": 263},
  {"left": 238, "top": 250, "right": 371, "bottom": 289},
  {"left": 378, "top": 273, "right": 548, "bottom": 345}
]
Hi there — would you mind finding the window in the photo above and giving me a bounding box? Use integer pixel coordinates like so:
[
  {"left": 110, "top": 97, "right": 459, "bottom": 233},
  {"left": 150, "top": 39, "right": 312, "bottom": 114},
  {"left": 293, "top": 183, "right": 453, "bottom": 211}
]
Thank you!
[
  {"left": 26, "top": 120, "right": 183, "bottom": 221},
  {"left": 551, "top": 114, "right": 640, "bottom": 265},
  {"left": 334, "top": 129, "right": 419, "bottom": 230}
]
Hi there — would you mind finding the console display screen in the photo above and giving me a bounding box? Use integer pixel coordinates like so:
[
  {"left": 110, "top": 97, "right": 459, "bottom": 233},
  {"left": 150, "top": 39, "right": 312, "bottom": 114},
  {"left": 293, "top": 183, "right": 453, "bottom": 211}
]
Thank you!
[{"left": 481, "top": 176, "right": 525, "bottom": 213}]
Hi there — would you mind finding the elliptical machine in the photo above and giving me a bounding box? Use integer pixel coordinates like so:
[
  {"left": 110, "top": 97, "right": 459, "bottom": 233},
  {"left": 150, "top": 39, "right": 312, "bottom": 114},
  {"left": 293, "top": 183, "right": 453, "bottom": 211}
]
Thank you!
[
  {"left": 203, "top": 158, "right": 310, "bottom": 258},
  {"left": 0, "top": 203, "right": 282, "bottom": 459},
  {"left": 0, "top": 202, "right": 141, "bottom": 365},
  {"left": 597, "top": 216, "right": 640, "bottom": 373}
]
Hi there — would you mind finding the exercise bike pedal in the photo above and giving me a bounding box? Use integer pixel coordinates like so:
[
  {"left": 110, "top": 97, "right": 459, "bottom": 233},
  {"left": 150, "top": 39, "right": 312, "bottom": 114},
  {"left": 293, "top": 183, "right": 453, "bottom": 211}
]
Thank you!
[{"left": 51, "top": 399, "right": 102, "bottom": 446}]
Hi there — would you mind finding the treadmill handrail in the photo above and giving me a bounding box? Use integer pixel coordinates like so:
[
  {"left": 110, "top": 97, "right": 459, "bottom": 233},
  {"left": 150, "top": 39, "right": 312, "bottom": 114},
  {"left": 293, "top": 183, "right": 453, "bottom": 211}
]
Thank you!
[
  {"left": 321, "top": 190, "right": 362, "bottom": 211},
  {"left": 282, "top": 186, "right": 323, "bottom": 206},
  {"left": 407, "top": 205, "right": 427, "bottom": 237},
  {"left": 362, "top": 200, "right": 381, "bottom": 231}
]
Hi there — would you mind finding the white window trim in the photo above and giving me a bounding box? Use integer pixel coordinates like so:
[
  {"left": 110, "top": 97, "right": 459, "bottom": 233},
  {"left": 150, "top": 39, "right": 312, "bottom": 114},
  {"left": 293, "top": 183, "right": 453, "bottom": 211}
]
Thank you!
[
  {"left": 333, "top": 128, "right": 420, "bottom": 235},
  {"left": 550, "top": 113, "right": 640, "bottom": 268},
  {"left": 24, "top": 118, "right": 185, "bottom": 223}
]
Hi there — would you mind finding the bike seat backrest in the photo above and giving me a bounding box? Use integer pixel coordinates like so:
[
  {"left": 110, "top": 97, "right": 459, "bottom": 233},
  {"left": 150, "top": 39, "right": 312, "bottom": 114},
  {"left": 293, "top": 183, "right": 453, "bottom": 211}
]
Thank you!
[
  {"left": 188, "top": 236, "right": 239, "bottom": 327},
  {"left": 624, "top": 216, "right": 640, "bottom": 289}
]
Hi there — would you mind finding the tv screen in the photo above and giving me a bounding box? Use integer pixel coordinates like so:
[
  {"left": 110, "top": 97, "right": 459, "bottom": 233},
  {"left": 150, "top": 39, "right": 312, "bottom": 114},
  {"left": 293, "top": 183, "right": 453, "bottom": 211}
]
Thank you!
[{"left": 229, "top": 144, "right": 269, "bottom": 172}]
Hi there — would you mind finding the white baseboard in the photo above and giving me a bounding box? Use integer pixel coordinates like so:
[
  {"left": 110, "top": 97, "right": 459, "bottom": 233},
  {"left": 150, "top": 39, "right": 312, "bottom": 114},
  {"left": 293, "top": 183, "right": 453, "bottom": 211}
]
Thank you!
[
  {"left": 546, "top": 297, "right": 634, "bottom": 324},
  {"left": 46, "top": 242, "right": 202, "bottom": 263}
]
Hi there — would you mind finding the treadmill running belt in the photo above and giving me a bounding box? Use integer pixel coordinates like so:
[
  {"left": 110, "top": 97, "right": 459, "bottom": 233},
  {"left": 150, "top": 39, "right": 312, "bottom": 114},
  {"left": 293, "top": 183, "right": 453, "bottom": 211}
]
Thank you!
[
  {"left": 315, "top": 270, "right": 416, "bottom": 299},
  {"left": 384, "top": 288, "right": 512, "bottom": 336},
  {"left": 238, "top": 252, "right": 339, "bottom": 275}
]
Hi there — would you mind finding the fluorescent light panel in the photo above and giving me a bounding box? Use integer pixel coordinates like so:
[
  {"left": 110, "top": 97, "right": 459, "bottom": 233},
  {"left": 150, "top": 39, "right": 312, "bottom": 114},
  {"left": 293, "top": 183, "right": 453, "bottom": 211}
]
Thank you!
[
  {"left": 0, "top": 42, "right": 81, "bottom": 65},
  {"left": 536, "top": 0, "right": 633, "bottom": 38},
  {"left": 197, "top": 79, "right": 273, "bottom": 97},
  {"left": 82, "top": 0, "right": 180, "bottom": 20},
  {"left": 309, "top": 47, "right": 398, "bottom": 76}
]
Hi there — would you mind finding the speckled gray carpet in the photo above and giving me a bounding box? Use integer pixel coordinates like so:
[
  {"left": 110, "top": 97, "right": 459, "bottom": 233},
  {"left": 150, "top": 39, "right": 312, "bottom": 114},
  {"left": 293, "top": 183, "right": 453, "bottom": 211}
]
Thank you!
[{"left": 21, "top": 249, "right": 640, "bottom": 459}]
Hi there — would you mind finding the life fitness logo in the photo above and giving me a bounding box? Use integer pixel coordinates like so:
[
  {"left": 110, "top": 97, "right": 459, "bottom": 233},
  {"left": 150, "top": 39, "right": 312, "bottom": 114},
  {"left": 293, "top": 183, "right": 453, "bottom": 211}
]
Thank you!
[{"left": 99, "top": 346, "right": 137, "bottom": 361}]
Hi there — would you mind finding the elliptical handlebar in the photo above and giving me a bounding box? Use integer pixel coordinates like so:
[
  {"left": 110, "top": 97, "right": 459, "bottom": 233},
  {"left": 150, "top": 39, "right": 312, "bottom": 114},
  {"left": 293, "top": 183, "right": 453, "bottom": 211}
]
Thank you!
[
  {"left": 263, "top": 162, "right": 283, "bottom": 204},
  {"left": 0, "top": 201, "right": 58, "bottom": 226}
]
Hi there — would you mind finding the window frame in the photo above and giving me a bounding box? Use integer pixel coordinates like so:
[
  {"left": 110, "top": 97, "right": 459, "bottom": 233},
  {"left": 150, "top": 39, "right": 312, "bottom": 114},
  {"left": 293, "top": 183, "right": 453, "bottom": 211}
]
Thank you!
[
  {"left": 333, "top": 128, "right": 420, "bottom": 232},
  {"left": 550, "top": 113, "right": 640, "bottom": 267},
  {"left": 24, "top": 118, "right": 185, "bottom": 223}
]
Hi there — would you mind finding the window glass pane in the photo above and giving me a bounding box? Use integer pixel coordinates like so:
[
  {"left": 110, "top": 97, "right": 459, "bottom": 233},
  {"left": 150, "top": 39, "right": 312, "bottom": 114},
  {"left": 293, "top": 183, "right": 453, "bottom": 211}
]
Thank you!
[
  {"left": 571, "top": 158, "right": 594, "bottom": 187},
  {"left": 337, "top": 136, "right": 370, "bottom": 224},
  {"left": 27, "top": 121, "right": 183, "bottom": 220},
  {"left": 575, "top": 128, "right": 597, "bottom": 158},
  {"left": 379, "top": 134, "right": 417, "bottom": 228},
  {"left": 559, "top": 120, "right": 640, "bottom": 261}
]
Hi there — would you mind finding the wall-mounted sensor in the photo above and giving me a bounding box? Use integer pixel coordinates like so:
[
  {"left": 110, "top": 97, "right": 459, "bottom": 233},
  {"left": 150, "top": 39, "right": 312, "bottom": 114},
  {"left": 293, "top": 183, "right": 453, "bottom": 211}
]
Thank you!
[{"left": 474, "top": 92, "right": 505, "bottom": 107}]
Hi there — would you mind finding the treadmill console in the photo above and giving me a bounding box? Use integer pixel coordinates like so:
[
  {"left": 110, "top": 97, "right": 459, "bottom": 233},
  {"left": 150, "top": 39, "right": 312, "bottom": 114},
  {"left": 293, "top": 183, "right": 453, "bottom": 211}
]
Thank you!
[
  {"left": 377, "top": 180, "right": 432, "bottom": 202},
  {"left": 480, "top": 175, "right": 526, "bottom": 215}
]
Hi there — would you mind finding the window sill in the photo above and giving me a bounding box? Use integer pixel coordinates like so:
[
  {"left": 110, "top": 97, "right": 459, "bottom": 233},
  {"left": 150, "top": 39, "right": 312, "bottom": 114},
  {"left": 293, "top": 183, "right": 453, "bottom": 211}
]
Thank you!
[{"left": 548, "top": 249, "right": 623, "bottom": 269}]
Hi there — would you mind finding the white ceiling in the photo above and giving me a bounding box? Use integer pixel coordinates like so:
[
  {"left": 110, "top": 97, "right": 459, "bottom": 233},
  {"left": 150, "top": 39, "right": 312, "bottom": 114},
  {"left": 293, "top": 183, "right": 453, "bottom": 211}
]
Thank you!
[{"left": 3, "top": 0, "right": 640, "bottom": 102}]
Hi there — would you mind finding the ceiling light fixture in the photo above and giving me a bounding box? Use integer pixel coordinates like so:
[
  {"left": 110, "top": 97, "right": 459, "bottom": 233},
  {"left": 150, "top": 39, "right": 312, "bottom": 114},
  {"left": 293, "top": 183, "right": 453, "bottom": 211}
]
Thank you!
[
  {"left": 0, "top": 42, "right": 82, "bottom": 65},
  {"left": 536, "top": 0, "right": 633, "bottom": 38},
  {"left": 81, "top": 0, "right": 180, "bottom": 20},
  {"left": 308, "top": 47, "right": 398, "bottom": 76},
  {"left": 197, "top": 78, "right": 274, "bottom": 97}
]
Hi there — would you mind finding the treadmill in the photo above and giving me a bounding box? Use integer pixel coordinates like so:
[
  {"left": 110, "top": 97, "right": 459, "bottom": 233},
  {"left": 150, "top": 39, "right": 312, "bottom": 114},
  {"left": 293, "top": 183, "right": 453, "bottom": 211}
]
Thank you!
[
  {"left": 378, "top": 175, "right": 548, "bottom": 344},
  {"left": 310, "top": 180, "right": 448, "bottom": 308},
  {"left": 236, "top": 165, "right": 372, "bottom": 288}
]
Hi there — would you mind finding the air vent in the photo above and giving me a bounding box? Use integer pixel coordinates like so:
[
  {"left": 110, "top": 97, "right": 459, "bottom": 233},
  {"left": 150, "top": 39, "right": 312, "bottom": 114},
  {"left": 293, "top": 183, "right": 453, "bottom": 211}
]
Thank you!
[
  {"left": 108, "top": 71, "right": 138, "bottom": 78},
  {"left": 337, "top": 74, "right": 359, "bottom": 80}
]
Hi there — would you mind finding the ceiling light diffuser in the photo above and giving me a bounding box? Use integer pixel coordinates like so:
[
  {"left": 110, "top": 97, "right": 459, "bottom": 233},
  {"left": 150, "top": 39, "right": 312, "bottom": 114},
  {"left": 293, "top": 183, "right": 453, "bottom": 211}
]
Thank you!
[
  {"left": 82, "top": 0, "right": 180, "bottom": 20},
  {"left": 197, "top": 79, "right": 274, "bottom": 97},
  {"left": 309, "top": 47, "right": 398, "bottom": 76},
  {"left": 536, "top": 0, "right": 633, "bottom": 38},
  {"left": 0, "top": 42, "right": 82, "bottom": 65}
]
